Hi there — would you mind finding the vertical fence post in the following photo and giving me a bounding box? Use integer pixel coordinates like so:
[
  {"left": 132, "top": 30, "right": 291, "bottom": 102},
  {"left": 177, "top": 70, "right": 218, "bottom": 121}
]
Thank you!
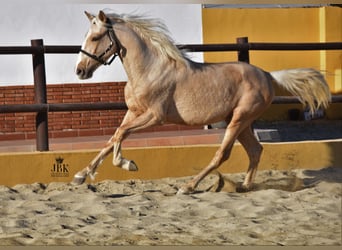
[
  {"left": 237, "top": 37, "right": 250, "bottom": 63},
  {"left": 31, "top": 39, "right": 49, "bottom": 151}
]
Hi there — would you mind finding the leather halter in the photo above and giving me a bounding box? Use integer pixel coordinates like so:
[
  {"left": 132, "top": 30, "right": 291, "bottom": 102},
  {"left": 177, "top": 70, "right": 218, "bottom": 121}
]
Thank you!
[{"left": 80, "top": 24, "right": 121, "bottom": 66}]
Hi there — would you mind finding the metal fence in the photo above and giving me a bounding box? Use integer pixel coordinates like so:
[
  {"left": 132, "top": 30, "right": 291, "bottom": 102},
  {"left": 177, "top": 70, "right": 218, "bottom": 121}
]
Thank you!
[{"left": 0, "top": 37, "right": 341, "bottom": 151}]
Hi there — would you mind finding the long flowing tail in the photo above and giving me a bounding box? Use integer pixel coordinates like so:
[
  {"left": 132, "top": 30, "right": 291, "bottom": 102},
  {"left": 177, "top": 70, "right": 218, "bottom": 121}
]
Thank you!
[{"left": 270, "top": 68, "right": 331, "bottom": 114}]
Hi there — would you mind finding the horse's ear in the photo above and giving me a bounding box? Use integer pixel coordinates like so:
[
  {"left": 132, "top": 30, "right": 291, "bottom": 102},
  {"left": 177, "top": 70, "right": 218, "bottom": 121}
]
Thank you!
[
  {"left": 84, "top": 11, "right": 94, "bottom": 22},
  {"left": 98, "top": 10, "right": 108, "bottom": 23}
]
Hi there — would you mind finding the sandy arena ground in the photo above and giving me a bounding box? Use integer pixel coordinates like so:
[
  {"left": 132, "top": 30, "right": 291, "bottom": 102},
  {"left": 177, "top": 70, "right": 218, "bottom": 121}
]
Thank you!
[{"left": 0, "top": 166, "right": 340, "bottom": 246}]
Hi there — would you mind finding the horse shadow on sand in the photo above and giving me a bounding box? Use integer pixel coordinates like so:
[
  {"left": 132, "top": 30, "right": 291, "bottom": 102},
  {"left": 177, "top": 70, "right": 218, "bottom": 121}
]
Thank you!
[
  {"left": 207, "top": 166, "right": 342, "bottom": 193},
  {"left": 84, "top": 166, "right": 341, "bottom": 196}
]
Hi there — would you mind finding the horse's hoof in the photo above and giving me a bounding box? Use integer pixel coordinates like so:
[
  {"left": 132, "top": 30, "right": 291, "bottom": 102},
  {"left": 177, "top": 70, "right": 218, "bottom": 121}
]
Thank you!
[
  {"left": 236, "top": 183, "right": 251, "bottom": 193},
  {"left": 176, "top": 186, "right": 194, "bottom": 195},
  {"left": 122, "top": 160, "right": 138, "bottom": 171},
  {"left": 71, "top": 175, "right": 86, "bottom": 185}
]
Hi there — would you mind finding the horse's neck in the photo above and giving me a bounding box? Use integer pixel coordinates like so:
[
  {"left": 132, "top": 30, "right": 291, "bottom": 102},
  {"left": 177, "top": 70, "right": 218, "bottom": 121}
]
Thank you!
[{"left": 114, "top": 23, "right": 172, "bottom": 85}]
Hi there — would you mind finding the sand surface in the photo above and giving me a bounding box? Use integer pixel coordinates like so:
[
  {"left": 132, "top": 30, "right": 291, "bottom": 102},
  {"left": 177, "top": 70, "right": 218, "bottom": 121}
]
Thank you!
[{"left": 0, "top": 167, "right": 341, "bottom": 246}]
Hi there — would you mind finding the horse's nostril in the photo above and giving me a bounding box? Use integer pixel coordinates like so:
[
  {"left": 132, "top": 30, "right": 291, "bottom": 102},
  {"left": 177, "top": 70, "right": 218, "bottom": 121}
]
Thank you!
[{"left": 76, "top": 68, "right": 83, "bottom": 76}]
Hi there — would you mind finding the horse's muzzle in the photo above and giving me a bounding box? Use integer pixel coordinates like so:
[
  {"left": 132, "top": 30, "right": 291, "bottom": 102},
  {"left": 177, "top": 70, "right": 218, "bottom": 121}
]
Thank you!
[{"left": 76, "top": 66, "right": 93, "bottom": 80}]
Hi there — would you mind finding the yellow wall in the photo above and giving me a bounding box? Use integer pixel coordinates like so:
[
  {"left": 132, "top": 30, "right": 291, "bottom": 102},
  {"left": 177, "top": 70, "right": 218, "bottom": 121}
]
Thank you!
[
  {"left": 320, "top": 7, "right": 342, "bottom": 94},
  {"left": 0, "top": 141, "right": 341, "bottom": 187},
  {"left": 202, "top": 6, "right": 342, "bottom": 119}
]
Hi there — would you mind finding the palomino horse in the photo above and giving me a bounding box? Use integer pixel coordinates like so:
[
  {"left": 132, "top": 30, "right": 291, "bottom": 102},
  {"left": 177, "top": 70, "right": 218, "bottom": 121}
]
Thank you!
[{"left": 73, "top": 10, "right": 331, "bottom": 194}]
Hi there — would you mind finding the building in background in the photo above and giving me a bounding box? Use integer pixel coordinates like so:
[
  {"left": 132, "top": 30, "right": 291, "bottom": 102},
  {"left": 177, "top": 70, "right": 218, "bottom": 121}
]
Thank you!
[
  {"left": 202, "top": 4, "right": 341, "bottom": 95},
  {"left": 0, "top": 3, "right": 204, "bottom": 140},
  {"left": 0, "top": 3, "right": 203, "bottom": 85},
  {"left": 0, "top": 3, "right": 341, "bottom": 141},
  {"left": 202, "top": 4, "right": 341, "bottom": 120}
]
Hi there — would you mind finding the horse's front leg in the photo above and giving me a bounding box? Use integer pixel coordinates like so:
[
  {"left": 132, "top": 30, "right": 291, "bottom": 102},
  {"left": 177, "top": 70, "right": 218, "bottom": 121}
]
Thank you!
[
  {"left": 72, "top": 109, "right": 161, "bottom": 185},
  {"left": 111, "top": 110, "right": 162, "bottom": 171},
  {"left": 72, "top": 110, "right": 136, "bottom": 185},
  {"left": 72, "top": 143, "right": 114, "bottom": 184},
  {"left": 112, "top": 137, "right": 138, "bottom": 171}
]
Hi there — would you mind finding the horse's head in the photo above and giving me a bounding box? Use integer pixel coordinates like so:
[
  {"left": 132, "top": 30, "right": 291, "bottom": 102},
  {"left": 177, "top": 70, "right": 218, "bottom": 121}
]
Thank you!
[{"left": 76, "top": 11, "right": 120, "bottom": 79}]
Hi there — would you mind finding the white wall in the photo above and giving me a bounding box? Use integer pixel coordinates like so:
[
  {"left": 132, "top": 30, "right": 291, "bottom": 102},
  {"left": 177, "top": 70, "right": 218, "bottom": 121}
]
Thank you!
[{"left": 0, "top": 3, "right": 203, "bottom": 86}]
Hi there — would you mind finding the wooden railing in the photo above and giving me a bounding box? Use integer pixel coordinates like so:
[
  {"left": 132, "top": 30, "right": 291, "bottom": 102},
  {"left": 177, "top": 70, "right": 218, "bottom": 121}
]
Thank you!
[{"left": 0, "top": 37, "right": 341, "bottom": 151}]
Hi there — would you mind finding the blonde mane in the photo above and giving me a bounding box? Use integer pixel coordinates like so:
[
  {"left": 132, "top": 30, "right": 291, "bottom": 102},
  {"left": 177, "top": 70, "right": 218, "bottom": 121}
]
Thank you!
[{"left": 105, "top": 11, "right": 188, "bottom": 64}]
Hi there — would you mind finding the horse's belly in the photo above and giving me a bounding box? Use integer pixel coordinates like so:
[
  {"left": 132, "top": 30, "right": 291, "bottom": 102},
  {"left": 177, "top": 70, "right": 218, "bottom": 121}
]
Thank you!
[{"left": 167, "top": 99, "right": 234, "bottom": 126}]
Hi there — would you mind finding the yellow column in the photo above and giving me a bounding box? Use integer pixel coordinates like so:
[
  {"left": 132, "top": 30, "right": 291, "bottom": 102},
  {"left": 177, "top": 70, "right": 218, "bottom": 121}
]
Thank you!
[{"left": 319, "top": 7, "right": 326, "bottom": 74}]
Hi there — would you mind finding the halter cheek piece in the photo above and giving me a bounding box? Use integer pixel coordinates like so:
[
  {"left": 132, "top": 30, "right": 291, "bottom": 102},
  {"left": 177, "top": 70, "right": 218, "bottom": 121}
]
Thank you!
[{"left": 80, "top": 25, "right": 120, "bottom": 66}]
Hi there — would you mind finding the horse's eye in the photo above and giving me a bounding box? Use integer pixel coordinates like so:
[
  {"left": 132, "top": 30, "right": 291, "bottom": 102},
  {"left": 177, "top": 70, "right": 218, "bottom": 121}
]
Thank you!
[
  {"left": 91, "top": 35, "right": 102, "bottom": 42},
  {"left": 91, "top": 32, "right": 106, "bottom": 42}
]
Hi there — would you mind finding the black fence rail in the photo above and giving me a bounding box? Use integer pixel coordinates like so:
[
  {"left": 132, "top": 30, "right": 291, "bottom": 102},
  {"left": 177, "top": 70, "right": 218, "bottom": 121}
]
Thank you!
[{"left": 0, "top": 37, "right": 342, "bottom": 151}]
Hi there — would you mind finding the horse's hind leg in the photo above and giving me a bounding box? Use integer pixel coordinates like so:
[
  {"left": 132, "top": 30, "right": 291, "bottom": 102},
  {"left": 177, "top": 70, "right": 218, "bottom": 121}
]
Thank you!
[
  {"left": 237, "top": 126, "right": 263, "bottom": 190},
  {"left": 177, "top": 109, "right": 251, "bottom": 194}
]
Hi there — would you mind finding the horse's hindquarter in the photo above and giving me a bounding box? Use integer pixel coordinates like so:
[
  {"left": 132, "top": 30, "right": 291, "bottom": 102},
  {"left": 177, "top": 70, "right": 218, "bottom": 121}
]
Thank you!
[{"left": 167, "top": 62, "right": 273, "bottom": 126}]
